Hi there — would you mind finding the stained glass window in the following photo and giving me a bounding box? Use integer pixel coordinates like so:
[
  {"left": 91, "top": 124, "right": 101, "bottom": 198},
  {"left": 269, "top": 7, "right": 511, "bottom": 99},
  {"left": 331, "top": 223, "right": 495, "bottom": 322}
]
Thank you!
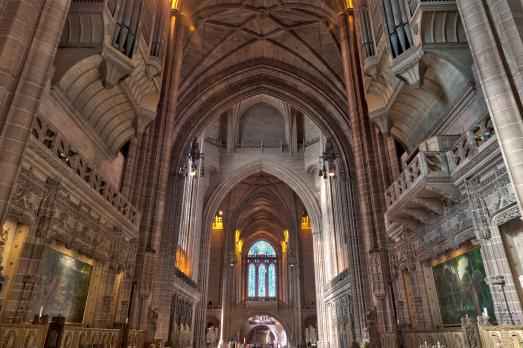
[
  {"left": 247, "top": 240, "right": 277, "bottom": 300},
  {"left": 258, "top": 264, "right": 267, "bottom": 297},
  {"left": 268, "top": 263, "right": 276, "bottom": 297},
  {"left": 248, "top": 264, "right": 256, "bottom": 297},
  {"left": 248, "top": 240, "right": 276, "bottom": 257}
]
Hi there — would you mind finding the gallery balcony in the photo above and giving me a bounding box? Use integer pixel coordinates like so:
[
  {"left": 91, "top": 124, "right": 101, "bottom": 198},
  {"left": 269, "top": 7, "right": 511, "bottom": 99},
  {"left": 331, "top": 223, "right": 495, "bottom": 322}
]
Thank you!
[
  {"left": 51, "top": 0, "right": 164, "bottom": 159},
  {"left": 385, "top": 115, "right": 496, "bottom": 234},
  {"left": 364, "top": 0, "right": 474, "bottom": 153},
  {"left": 385, "top": 150, "right": 459, "bottom": 231}
]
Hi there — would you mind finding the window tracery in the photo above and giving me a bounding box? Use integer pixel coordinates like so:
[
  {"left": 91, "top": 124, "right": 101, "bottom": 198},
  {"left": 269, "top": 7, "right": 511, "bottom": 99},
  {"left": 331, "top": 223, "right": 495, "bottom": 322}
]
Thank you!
[{"left": 247, "top": 240, "right": 277, "bottom": 299}]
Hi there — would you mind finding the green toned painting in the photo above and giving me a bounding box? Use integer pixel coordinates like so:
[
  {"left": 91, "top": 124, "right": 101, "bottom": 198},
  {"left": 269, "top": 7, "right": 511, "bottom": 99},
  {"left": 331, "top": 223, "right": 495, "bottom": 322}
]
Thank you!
[
  {"left": 433, "top": 248, "right": 495, "bottom": 325},
  {"left": 33, "top": 247, "right": 93, "bottom": 323}
]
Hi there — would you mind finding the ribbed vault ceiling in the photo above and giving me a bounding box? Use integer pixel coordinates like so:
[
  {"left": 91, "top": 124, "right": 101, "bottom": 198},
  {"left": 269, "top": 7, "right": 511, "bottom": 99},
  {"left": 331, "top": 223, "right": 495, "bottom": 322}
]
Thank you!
[
  {"left": 179, "top": 0, "right": 346, "bottom": 103},
  {"left": 223, "top": 173, "right": 304, "bottom": 243}
]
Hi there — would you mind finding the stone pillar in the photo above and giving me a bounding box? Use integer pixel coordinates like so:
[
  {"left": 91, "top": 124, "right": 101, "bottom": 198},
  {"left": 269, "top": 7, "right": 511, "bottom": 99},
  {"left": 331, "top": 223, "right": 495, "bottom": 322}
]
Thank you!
[
  {"left": 338, "top": 6, "right": 392, "bottom": 345},
  {"left": 128, "top": 4, "right": 185, "bottom": 339},
  {"left": 456, "top": 0, "right": 523, "bottom": 212},
  {"left": 312, "top": 230, "right": 330, "bottom": 346},
  {"left": 0, "top": 0, "right": 70, "bottom": 224}
]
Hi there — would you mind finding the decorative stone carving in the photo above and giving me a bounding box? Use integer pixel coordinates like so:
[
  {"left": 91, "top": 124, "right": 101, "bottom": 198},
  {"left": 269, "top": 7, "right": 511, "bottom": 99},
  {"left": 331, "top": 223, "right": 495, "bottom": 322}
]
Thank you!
[
  {"left": 7, "top": 168, "right": 47, "bottom": 226},
  {"left": 369, "top": 251, "right": 385, "bottom": 297},
  {"left": 493, "top": 204, "right": 520, "bottom": 227},
  {"left": 390, "top": 45, "right": 424, "bottom": 88},
  {"left": 30, "top": 115, "right": 140, "bottom": 227},
  {"left": 100, "top": 45, "right": 135, "bottom": 89},
  {"left": 369, "top": 108, "right": 391, "bottom": 136},
  {"left": 460, "top": 315, "right": 481, "bottom": 348}
]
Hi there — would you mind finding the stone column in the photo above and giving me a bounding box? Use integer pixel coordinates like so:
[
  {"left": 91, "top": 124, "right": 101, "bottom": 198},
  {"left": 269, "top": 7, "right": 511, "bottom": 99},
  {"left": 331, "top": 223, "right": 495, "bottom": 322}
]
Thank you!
[
  {"left": 312, "top": 230, "right": 330, "bottom": 347},
  {"left": 338, "top": 6, "right": 391, "bottom": 345},
  {"left": 456, "top": 0, "right": 523, "bottom": 212},
  {"left": 128, "top": 4, "right": 185, "bottom": 338},
  {"left": 0, "top": 0, "right": 70, "bottom": 224}
]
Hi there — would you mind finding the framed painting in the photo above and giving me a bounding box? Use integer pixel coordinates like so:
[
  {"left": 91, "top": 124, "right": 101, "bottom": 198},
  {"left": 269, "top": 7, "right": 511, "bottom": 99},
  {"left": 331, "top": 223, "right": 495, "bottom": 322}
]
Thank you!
[
  {"left": 432, "top": 247, "right": 495, "bottom": 325},
  {"left": 33, "top": 247, "right": 93, "bottom": 323}
]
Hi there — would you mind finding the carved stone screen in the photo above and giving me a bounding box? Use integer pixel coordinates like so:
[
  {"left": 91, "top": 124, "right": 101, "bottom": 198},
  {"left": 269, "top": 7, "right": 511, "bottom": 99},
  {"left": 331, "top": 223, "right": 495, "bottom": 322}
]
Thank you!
[
  {"left": 33, "top": 247, "right": 93, "bottom": 323},
  {"left": 432, "top": 247, "right": 495, "bottom": 325}
]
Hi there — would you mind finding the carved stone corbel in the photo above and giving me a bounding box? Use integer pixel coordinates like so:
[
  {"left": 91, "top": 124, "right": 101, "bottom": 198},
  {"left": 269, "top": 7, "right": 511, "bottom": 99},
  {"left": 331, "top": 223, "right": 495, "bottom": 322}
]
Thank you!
[
  {"left": 391, "top": 45, "right": 424, "bottom": 89},
  {"left": 133, "top": 107, "right": 156, "bottom": 135},
  {"left": 363, "top": 55, "right": 379, "bottom": 78},
  {"left": 100, "top": 45, "right": 135, "bottom": 89},
  {"left": 145, "top": 55, "right": 162, "bottom": 80},
  {"left": 369, "top": 108, "right": 391, "bottom": 136}
]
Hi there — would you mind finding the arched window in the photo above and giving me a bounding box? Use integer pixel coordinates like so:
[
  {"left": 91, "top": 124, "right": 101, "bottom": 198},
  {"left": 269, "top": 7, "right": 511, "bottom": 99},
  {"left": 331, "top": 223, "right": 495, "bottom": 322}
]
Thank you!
[
  {"left": 248, "top": 264, "right": 256, "bottom": 297},
  {"left": 246, "top": 240, "right": 277, "bottom": 299}
]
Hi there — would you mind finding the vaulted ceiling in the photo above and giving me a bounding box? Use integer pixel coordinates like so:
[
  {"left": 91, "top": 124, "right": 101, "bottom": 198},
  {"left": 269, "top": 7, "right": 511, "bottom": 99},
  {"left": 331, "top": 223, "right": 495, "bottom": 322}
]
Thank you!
[
  {"left": 222, "top": 173, "right": 305, "bottom": 243},
  {"left": 177, "top": 0, "right": 348, "bottom": 120}
]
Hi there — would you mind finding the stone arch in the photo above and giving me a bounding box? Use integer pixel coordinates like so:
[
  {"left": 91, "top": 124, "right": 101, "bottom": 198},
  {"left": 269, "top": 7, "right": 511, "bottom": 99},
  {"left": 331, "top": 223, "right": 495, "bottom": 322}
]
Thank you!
[
  {"left": 202, "top": 160, "right": 321, "bottom": 238},
  {"left": 243, "top": 235, "right": 281, "bottom": 259},
  {"left": 229, "top": 312, "right": 293, "bottom": 345},
  {"left": 170, "top": 61, "right": 354, "bottom": 173}
]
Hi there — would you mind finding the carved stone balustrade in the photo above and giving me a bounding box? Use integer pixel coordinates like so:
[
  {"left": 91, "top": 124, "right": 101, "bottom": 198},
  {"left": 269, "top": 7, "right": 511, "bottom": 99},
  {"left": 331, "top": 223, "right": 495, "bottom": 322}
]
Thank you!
[
  {"left": 403, "top": 328, "right": 466, "bottom": 347},
  {"left": 128, "top": 330, "right": 146, "bottom": 348},
  {"left": 478, "top": 325, "right": 523, "bottom": 348},
  {"left": 61, "top": 327, "right": 120, "bottom": 348},
  {"left": 30, "top": 115, "right": 141, "bottom": 229},
  {"left": 0, "top": 324, "right": 47, "bottom": 347},
  {"left": 448, "top": 115, "right": 497, "bottom": 174},
  {"left": 0, "top": 324, "right": 145, "bottom": 348},
  {"left": 385, "top": 151, "right": 459, "bottom": 231}
]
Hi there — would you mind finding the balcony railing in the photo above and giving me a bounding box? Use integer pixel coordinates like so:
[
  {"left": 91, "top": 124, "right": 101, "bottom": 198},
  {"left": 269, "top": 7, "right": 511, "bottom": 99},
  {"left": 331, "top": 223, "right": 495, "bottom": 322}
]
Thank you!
[
  {"left": 31, "top": 116, "right": 141, "bottom": 228},
  {"left": 448, "top": 115, "right": 496, "bottom": 172},
  {"left": 174, "top": 267, "right": 199, "bottom": 290},
  {"left": 385, "top": 151, "right": 451, "bottom": 209},
  {"left": 385, "top": 115, "right": 496, "bottom": 231},
  {"left": 327, "top": 268, "right": 350, "bottom": 291}
]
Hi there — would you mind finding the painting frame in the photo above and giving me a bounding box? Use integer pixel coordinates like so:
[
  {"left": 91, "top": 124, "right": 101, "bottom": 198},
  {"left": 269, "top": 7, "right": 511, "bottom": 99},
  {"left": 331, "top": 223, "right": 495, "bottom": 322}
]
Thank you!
[{"left": 431, "top": 245, "right": 495, "bottom": 326}]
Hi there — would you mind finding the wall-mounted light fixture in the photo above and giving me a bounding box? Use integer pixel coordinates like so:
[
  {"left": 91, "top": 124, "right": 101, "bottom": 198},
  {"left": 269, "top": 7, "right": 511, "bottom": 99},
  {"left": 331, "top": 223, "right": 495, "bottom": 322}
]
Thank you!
[
  {"left": 318, "top": 141, "right": 337, "bottom": 179},
  {"left": 179, "top": 137, "right": 204, "bottom": 177}
]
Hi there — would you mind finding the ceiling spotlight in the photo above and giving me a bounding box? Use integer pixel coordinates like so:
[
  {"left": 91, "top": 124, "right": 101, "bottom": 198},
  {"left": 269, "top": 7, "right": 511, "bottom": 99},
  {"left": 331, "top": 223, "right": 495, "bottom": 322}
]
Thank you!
[{"left": 219, "top": 210, "right": 223, "bottom": 216}]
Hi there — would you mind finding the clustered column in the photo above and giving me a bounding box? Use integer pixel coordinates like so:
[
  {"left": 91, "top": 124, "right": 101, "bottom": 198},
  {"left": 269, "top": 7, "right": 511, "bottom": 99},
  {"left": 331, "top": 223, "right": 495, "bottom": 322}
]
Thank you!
[
  {"left": 338, "top": 3, "right": 394, "bottom": 345},
  {"left": 456, "top": 0, "right": 523, "bottom": 214},
  {"left": 122, "top": 3, "right": 186, "bottom": 341},
  {"left": 0, "top": 0, "right": 70, "bottom": 226}
]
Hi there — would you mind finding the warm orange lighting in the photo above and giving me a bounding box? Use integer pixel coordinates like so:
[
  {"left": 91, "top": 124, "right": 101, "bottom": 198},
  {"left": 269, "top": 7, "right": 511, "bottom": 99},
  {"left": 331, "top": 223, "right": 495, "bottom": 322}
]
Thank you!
[
  {"left": 301, "top": 215, "right": 311, "bottom": 230},
  {"left": 213, "top": 216, "right": 223, "bottom": 229},
  {"left": 281, "top": 229, "right": 289, "bottom": 253},
  {"left": 236, "top": 239, "right": 243, "bottom": 254},
  {"left": 175, "top": 247, "right": 191, "bottom": 276},
  {"left": 345, "top": 0, "right": 353, "bottom": 9},
  {"left": 188, "top": 23, "right": 196, "bottom": 32},
  {"left": 171, "top": 0, "right": 180, "bottom": 10}
]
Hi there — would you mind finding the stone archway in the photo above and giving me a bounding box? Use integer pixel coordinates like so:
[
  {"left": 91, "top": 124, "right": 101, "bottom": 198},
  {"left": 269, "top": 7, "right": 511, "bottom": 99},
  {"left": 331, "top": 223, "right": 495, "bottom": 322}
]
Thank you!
[
  {"left": 231, "top": 313, "right": 292, "bottom": 347},
  {"left": 202, "top": 160, "right": 321, "bottom": 234}
]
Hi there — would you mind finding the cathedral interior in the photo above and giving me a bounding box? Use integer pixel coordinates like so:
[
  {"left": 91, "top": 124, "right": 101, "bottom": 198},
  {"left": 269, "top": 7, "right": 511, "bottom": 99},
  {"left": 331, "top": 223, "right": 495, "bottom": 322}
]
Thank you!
[{"left": 1, "top": 0, "right": 523, "bottom": 347}]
